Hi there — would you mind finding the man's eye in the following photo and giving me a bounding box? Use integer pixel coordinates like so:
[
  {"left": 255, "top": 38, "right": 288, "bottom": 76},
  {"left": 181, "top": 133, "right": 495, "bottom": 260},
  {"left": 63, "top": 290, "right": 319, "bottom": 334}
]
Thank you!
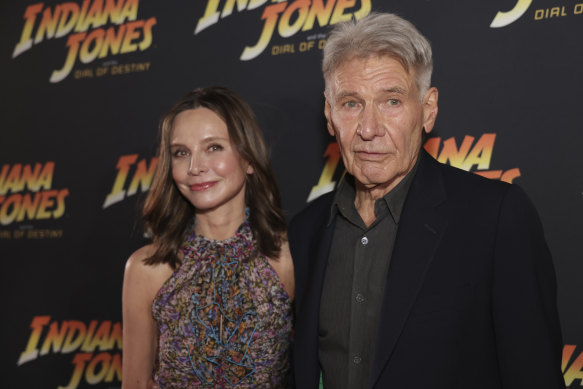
[
  {"left": 388, "top": 99, "right": 400, "bottom": 106},
  {"left": 344, "top": 101, "right": 358, "bottom": 109}
]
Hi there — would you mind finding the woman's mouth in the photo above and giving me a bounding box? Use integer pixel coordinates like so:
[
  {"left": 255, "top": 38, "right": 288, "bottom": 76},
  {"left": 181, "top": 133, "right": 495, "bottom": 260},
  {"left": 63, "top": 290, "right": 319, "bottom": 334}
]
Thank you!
[{"left": 190, "top": 182, "right": 217, "bottom": 191}]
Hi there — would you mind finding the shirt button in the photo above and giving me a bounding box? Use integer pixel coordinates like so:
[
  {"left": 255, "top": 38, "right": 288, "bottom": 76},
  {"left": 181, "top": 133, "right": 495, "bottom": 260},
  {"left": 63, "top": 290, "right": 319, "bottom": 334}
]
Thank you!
[
  {"left": 355, "top": 293, "right": 365, "bottom": 303},
  {"left": 353, "top": 355, "right": 362, "bottom": 365},
  {"left": 361, "top": 236, "right": 368, "bottom": 245}
]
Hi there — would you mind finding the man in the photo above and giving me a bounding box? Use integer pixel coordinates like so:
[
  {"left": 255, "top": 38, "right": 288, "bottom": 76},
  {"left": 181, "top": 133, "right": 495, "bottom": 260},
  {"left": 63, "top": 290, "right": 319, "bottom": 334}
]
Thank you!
[{"left": 289, "top": 13, "right": 565, "bottom": 389}]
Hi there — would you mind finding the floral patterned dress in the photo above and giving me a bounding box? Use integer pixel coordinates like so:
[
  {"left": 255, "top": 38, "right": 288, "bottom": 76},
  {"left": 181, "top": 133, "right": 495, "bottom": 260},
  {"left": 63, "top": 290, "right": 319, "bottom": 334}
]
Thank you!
[{"left": 152, "top": 219, "right": 292, "bottom": 388}]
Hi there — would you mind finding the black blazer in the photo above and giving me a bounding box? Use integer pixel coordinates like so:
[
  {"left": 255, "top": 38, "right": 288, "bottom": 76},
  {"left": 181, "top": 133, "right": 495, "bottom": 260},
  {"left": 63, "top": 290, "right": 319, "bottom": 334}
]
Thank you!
[{"left": 289, "top": 151, "right": 564, "bottom": 389}]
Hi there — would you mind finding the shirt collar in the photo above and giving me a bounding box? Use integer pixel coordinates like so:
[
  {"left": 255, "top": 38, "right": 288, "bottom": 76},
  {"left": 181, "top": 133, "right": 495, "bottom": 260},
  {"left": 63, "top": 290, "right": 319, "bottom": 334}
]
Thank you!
[{"left": 328, "top": 158, "right": 419, "bottom": 227}]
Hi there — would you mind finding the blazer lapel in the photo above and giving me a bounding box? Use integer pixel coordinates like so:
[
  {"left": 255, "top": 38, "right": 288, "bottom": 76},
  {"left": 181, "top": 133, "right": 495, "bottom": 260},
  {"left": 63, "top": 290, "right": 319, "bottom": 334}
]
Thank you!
[{"left": 368, "top": 152, "right": 448, "bottom": 388}]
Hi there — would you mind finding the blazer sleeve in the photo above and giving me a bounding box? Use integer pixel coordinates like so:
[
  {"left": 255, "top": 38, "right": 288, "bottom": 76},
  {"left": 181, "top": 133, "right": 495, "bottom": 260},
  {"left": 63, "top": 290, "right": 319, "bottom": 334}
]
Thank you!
[{"left": 492, "top": 184, "right": 565, "bottom": 388}]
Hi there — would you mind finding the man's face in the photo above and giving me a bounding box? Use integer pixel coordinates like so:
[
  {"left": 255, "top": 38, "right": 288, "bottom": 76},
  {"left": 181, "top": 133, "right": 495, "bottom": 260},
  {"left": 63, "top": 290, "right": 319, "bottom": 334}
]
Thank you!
[{"left": 325, "top": 55, "right": 438, "bottom": 194}]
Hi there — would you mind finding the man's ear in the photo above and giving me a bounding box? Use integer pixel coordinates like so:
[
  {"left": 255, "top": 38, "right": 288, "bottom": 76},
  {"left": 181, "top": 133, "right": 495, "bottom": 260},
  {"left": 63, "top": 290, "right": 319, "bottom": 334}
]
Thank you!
[
  {"left": 324, "top": 92, "right": 335, "bottom": 136},
  {"left": 422, "top": 87, "right": 439, "bottom": 134}
]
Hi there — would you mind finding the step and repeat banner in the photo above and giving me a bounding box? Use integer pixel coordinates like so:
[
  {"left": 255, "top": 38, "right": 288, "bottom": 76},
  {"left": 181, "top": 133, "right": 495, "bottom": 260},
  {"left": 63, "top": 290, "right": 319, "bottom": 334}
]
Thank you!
[{"left": 1, "top": 0, "right": 582, "bottom": 388}]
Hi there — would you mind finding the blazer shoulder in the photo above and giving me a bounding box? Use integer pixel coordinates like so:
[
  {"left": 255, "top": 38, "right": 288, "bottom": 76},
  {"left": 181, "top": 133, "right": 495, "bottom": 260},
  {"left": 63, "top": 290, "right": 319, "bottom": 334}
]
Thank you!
[
  {"left": 433, "top": 156, "right": 511, "bottom": 198},
  {"left": 290, "top": 191, "right": 335, "bottom": 229},
  {"left": 426, "top": 156, "right": 544, "bottom": 224},
  {"left": 288, "top": 191, "right": 335, "bottom": 254}
]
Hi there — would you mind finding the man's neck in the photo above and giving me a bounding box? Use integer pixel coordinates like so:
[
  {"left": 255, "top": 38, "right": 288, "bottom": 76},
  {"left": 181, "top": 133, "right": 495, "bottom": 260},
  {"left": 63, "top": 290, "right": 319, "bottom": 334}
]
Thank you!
[{"left": 354, "top": 180, "right": 399, "bottom": 227}]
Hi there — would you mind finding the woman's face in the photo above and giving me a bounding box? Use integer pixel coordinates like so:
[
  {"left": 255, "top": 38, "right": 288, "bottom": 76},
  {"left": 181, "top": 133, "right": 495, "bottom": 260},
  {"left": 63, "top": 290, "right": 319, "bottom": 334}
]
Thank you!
[{"left": 170, "top": 107, "right": 252, "bottom": 215}]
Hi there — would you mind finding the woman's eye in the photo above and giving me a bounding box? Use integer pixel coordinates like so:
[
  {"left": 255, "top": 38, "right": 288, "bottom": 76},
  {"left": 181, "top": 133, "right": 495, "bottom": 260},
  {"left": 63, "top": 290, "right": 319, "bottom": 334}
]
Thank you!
[
  {"left": 208, "top": 144, "right": 223, "bottom": 152},
  {"left": 172, "top": 149, "right": 188, "bottom": 157}
]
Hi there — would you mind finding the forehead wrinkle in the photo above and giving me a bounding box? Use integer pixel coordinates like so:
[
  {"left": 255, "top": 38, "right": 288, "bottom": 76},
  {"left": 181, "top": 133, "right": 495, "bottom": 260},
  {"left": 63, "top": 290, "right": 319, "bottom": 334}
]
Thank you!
[
  {"left": 333, "top": 76, "right": 410, "bottom": 98},
  {"left": 335, "top": 56, "right": 412, "bottom": 85}
]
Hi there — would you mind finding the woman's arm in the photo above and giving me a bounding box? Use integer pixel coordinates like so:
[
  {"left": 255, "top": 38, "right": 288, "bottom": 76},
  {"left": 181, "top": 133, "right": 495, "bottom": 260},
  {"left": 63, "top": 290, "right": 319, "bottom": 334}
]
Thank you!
[
  {"left": 121, "top": 245, "right": 173, "bottom": 389},
  {"left": 268, "top": 239, "right": 295, "bottom": 301}
]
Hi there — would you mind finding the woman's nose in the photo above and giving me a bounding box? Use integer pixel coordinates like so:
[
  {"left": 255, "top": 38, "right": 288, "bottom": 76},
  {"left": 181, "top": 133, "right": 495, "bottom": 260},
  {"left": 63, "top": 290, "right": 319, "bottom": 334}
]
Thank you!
[{"left": 187, "top": 154, "right": 207, "bottom": 175}]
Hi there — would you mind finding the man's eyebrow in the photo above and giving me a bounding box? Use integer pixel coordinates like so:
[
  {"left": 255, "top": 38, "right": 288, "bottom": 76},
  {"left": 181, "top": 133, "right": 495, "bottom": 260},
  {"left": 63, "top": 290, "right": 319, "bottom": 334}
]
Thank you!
[
  {"left": 334, "top": 91, "right": 360, "bottom": 101},
  {"left": 383, "top": 87, "right": 407, "bottom": 95},
  {"left": 334, "top": 87, "right": 408, "bottom": 101}
]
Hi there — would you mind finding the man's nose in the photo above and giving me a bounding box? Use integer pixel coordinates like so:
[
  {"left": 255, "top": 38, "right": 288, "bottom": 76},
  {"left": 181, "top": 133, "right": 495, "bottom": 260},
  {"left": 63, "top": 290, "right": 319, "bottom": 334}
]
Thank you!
[{"left": 359, "top": 106, "right": 384, "bottom": 139}]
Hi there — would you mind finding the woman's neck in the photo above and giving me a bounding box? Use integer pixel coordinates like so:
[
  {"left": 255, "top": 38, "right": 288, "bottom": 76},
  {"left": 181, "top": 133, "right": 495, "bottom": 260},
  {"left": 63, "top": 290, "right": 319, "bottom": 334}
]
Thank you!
[{"left": 194, "top": 206, "right": 247, "bottom": 241}]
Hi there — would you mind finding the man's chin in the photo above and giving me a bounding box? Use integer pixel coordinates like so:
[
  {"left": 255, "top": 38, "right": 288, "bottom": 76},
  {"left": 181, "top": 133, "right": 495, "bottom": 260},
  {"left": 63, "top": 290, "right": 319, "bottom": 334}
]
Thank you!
[{"left": 353, "top": 169, "right": 406, "bottom": 192}]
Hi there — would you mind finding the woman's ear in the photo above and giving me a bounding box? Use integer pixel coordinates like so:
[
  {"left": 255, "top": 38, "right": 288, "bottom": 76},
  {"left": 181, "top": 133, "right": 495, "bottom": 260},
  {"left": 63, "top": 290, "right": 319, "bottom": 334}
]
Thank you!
[{"left": 246, "top": 163, "right": 254, "bottom": 175}]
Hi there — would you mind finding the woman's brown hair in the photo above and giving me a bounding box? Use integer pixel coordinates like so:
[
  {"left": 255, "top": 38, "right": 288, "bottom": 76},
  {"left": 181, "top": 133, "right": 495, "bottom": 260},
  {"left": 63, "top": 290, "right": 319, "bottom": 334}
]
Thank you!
[{"left": 142, "top": 86, "right": 286, "bottom": 268}]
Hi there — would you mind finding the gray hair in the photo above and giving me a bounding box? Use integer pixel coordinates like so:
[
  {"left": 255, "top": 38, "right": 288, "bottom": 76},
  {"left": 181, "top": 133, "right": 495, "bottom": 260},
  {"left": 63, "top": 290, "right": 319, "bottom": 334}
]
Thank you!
[{"left": 323, "top": 13, "right": 433, "bottom": 99}]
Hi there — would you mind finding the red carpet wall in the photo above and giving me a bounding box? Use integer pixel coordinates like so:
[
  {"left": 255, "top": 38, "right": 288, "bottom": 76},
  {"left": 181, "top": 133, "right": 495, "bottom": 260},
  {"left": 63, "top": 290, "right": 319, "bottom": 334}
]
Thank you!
[{"left": 1, "top": 0, "right": 582, "bottom": 388}]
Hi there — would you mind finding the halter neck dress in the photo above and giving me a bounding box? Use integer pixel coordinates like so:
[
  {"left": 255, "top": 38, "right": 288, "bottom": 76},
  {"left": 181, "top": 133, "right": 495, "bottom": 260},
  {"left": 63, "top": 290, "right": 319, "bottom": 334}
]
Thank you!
[{"left": 152, "top": 219, "right": 292, "bottom": 388}]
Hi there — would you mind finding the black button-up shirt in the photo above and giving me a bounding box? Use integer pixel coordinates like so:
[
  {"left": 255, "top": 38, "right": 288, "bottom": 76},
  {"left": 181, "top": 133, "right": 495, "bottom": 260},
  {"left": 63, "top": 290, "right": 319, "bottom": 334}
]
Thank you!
[{"left": 318, "top": 167, "right": 416, "bottom": 389}]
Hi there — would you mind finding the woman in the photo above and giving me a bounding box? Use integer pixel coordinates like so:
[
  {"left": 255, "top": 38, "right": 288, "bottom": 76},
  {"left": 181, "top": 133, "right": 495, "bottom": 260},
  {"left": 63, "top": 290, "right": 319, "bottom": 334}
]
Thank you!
[{"left": 122, "top": 87, "right": 294, "bottom": 388}]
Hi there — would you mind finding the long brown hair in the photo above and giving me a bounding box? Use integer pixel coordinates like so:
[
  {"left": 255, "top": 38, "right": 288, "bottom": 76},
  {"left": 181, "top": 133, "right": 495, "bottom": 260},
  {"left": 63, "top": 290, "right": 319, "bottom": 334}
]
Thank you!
[{"left": 142, "top": 86, "right": 286, "bottom": 268}]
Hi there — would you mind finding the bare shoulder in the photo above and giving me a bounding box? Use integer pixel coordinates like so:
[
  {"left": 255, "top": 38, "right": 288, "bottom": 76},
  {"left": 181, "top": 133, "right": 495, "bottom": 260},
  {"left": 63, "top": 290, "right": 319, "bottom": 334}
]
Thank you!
[
  {"left": 126, "top": 245, "right": 174, "bottom": 275},
  {"left": 267, "top": 238, "right": 295, "bottom": 301},
  {"left": 124, "top": 244, "right": 175, "bottom": 302},
  {"left": 126, "top": 244, "right": 155, "bottom": 269}
]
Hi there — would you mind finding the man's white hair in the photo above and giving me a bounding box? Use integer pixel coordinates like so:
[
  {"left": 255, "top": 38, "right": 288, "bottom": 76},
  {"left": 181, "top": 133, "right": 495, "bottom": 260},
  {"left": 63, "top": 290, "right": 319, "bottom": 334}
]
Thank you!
[{"left": 323, "top": 13, "right": 433, "bottom": 100}]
